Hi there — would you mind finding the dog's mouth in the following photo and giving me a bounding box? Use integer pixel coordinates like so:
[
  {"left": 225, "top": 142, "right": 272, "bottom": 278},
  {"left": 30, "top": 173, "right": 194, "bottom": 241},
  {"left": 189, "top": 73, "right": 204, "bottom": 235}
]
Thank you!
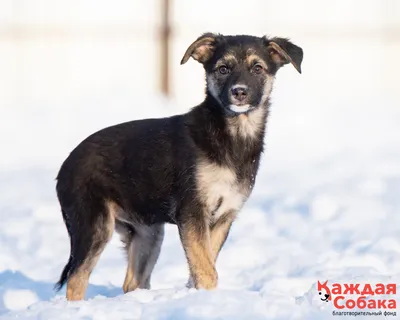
[{"left": 227, "top": 104, "right": 254, "bottom": 114}]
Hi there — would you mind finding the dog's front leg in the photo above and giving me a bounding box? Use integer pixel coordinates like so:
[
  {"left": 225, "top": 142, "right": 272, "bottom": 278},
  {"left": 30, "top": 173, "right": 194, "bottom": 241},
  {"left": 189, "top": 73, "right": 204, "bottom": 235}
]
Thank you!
[
  {"left": 209, "top": 212, "right": 236, "bottom": 262},
  {"left": 178, "top": 217, "right": 217, "bottom": 290},
  {"left": 185, "top": 212, "right": 235, "bottom": 288}
]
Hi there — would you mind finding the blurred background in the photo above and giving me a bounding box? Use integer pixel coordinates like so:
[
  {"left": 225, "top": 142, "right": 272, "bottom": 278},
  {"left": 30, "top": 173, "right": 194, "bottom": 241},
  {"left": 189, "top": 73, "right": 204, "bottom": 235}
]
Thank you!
[
  {"left": 0, "top": 0, "right": 400, "bottom": 317},
  {"left": 0, "top": 0, "right": 399, "bottom": 169},
  {"left": 1, "top": 0, "right": 399, "bottom": 109}
]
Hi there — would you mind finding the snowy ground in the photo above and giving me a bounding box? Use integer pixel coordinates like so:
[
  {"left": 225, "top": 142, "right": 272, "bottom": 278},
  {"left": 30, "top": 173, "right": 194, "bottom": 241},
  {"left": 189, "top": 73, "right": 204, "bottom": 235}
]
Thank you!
[{"left": 0, "top": 86, "right": 399, "bottom": 319}]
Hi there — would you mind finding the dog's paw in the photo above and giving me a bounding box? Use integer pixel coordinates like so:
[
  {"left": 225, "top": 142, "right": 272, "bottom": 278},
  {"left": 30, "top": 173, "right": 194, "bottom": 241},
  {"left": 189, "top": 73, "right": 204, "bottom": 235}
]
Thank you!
[{"left": 186, "top": 276, "right": 195, "bottom": 289}]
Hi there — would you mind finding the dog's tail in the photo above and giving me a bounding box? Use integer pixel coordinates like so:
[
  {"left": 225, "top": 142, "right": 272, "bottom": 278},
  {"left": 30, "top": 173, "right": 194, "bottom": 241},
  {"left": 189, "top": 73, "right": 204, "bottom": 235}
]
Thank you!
[
  {"left": 54, "top": 255, "right": 74, "bottom": 291},
  {"left": 54, "top": 207, "right": 76, "bottom": 292}
]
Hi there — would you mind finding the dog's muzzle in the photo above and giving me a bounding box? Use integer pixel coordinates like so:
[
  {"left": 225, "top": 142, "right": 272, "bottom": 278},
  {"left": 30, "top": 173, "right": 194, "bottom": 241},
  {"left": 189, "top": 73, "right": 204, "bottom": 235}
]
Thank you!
[{"left": 228, "top": 85, "right": 253, "bottom": 113}]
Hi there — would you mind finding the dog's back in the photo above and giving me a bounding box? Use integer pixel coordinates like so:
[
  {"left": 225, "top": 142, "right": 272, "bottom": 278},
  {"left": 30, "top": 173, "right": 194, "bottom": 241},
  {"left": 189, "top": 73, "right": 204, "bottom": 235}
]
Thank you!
[{"left": 56, "top": 116, "right": 189, "bottom": 225}]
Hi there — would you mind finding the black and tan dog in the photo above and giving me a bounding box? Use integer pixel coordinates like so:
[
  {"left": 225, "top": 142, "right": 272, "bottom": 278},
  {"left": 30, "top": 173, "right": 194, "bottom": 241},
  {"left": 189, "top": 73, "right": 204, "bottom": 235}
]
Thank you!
[{"left": 55, "top": 33, "right": 303, "bottom": 300}]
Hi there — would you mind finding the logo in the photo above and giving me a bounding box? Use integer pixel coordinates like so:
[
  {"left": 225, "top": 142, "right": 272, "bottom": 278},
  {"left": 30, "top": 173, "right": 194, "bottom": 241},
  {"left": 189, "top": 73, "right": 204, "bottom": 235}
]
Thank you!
[
  {"left": 317, "top": 280, "right": 397, "bottom": 317},
  {"left": 318, "top": 280, "right": 331, "bottom": 302}
]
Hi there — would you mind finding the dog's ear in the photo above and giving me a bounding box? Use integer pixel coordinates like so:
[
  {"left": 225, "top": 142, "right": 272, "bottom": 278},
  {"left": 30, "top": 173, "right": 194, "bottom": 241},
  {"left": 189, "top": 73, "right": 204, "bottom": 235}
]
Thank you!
[
  {"left": 180, "top": 33, "right": 219, "bottom": 65},
  {"left": 266, "top": 37, "right": 303, "bottom": 74}
]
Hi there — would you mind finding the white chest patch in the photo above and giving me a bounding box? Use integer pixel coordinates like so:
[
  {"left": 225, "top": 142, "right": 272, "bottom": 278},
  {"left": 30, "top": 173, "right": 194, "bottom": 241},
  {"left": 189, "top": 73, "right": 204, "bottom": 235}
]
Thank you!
[{"left": 196, "top": 160, "right": 248, "bottom": 222}]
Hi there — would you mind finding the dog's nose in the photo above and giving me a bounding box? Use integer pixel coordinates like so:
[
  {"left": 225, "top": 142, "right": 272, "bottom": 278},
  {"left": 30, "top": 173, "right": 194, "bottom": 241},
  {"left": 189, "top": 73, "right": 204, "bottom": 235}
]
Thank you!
[
  {"left": 231, "top": 86, "right": 248, "bottom": 102},
  {"left": 325, "top": 294, "right": 329, "bottom": 298}
]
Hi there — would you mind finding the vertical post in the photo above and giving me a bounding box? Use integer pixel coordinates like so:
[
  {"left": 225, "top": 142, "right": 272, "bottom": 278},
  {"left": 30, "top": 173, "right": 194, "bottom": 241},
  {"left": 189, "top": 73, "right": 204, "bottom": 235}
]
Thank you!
[{"left": 161, "top": 0, "right": 171, "bottom": 97}]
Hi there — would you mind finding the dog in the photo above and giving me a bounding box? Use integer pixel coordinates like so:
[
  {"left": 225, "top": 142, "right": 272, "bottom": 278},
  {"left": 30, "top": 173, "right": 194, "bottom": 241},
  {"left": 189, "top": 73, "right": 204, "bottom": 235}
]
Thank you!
[{"left": 54, "top": 32, "right": 303, "bottom": 301}]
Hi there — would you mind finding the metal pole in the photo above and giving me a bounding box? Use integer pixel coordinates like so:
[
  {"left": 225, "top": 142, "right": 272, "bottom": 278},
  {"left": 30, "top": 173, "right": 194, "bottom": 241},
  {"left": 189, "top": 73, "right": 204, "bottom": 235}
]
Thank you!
[{"left": 161, "top": 0, "right": 170, "bottom": 97}]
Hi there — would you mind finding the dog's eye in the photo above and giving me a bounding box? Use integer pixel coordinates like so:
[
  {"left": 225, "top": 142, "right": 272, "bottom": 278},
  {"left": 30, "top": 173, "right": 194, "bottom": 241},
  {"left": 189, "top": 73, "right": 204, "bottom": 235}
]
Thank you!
[
  {"left": 218, "top": 65, "right": 230, "bottom": 75},
  {"left": 253, "top": 64, "right": 264, "bottom": 74}
]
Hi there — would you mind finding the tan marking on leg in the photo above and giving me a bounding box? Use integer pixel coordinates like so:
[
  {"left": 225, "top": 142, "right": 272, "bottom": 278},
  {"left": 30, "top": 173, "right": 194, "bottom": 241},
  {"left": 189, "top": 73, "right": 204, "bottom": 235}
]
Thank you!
[
  {"left": 107, "top": 200, "right": 140, "bottom": 293},
  {"left": 66, "top": 227, "right": 113, "bottom": 301},
  {"left": 66, "top": 202, "right": 115, "bottom": 301},
  {"left": 122, "top": 239, "right": 140, "bottom": 293},
  {"left": 106, "top": 200, "right": 125, "bottom": 220},
  {"left": 121, "top": 224, "right": 164, "bottom": 293},
  {"left": 186, "top": 212, "right": 235, "bottom": 287},
  {"left": 122, "top": 268, "right": 135, "bottom": 293},
  {"left": 66, "top": 254, "right": 101, "bottom": 301},
  {"left": 180, "top": 224, "right": 217, "bottom": 290},
  {"left": 210, "top": 212, "right": 236, "bottom": 262},
  {"left": 67, "top": 277, "right": 87, "bottom": 301}
]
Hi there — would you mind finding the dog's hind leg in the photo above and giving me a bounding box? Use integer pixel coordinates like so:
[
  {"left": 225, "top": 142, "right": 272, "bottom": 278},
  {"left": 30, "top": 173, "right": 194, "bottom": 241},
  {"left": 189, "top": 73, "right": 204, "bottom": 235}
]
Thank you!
[
  {"left": 135, "top": 224, "right": 165, "bottom": 289},
  {"left": 56, "top": 196, "right": 115, "bottom": 301},
  {"left": 119, "top": 223, "right": 164, "bottom": 293},
  {"left": 115, "top": 220, "right": 137, "bottom": 292}
]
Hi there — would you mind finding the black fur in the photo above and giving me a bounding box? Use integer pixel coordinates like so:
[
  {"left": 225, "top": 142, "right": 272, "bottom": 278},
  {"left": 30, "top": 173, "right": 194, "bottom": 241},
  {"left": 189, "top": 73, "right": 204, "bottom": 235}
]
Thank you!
[{"left": 55, "top": 33, "right": 303, "bottom": 293}]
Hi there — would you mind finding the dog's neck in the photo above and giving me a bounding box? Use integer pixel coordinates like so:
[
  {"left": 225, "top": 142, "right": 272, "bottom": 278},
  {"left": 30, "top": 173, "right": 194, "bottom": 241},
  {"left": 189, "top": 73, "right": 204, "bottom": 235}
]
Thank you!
[
  {"left": 204, "top": 93, "right": 269, "bottom": 139},
  {"left": 186, "top": 94, "right": 269, "bottom": 166}
]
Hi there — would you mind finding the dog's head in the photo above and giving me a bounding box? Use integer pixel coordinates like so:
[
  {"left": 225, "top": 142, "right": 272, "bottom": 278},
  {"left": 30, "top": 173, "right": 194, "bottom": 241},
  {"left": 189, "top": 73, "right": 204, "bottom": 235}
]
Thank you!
[{"left": 181, "top": 33, "right": 303, "bottom": 115}]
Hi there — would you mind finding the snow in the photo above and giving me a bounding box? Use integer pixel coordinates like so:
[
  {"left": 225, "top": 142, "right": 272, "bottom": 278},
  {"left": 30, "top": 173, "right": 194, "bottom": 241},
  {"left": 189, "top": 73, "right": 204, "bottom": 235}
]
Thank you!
[
  {"left": 1, "top": 0, "right": 399, "bottom": 317},
  {"left": 0, "top": 90, "right": 399, "bottom": 319},
  {"left": 1, "top": 77, "right": 400, "bottom": 318},
  {"left": 3, "top": 290, "right": 38, "bottom": 312}
]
